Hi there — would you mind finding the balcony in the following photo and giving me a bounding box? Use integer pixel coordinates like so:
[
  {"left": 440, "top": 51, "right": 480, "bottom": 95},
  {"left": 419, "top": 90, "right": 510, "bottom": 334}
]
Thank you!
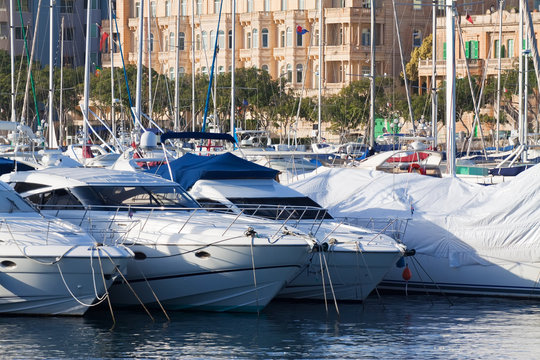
[{"left": 418, "top": 57, "right": 518, "bottom": 79}]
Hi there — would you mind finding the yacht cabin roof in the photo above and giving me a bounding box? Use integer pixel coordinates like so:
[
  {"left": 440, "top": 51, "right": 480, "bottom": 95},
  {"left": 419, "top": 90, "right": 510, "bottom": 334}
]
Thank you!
[{"left": 1, "top": 167, "right": 176, "bottom": 190}]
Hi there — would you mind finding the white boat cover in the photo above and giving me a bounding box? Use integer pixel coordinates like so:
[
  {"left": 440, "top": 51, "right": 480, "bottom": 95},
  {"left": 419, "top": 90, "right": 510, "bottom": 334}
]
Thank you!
[{"left": 290, "top": 164, "right": 540, "bottom": 268}]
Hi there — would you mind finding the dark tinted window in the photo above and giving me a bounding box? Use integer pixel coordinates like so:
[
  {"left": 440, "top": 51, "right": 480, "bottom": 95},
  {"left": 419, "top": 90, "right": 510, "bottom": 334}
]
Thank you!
[
  {"left": 227, "top": 197, "right": 332, "bottom": 220},
  {"left": 71, "top": 185, "right": 199, "bottom": 209},
  {"left": 27, "top": 188, "right": 83, "bottom": 210},
  {"left": 12, "top": 182, "right": 48, "bottom": 193}
]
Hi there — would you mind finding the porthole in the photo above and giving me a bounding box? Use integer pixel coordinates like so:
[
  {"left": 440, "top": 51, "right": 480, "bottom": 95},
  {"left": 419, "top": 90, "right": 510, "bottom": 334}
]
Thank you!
[
  {"left": 195, "top": 251, "right": 211, "bottom": 259},
  {"left": 1, "top": 260, "right": 16, "bottom": 269},
  {"left": 134, "top": 252, "right": 147, "bottom": 260}
]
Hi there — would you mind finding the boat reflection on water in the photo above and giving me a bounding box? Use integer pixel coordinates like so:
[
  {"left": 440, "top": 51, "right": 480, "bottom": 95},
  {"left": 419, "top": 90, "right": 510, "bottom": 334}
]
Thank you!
[{"left": 1, "top": 296, "right": 540, "bottom": 358}]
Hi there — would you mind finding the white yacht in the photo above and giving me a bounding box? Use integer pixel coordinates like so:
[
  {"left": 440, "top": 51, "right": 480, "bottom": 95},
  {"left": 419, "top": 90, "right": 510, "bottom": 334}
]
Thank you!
[
  {"left": 0, "top": 181, "right": 132, "bottom": 315},
  {"left": 155, "top": 152, "right": 407, "bottom": 301},
  {"left": 2, "top": 168, "right": 313, "bottom": 312}
]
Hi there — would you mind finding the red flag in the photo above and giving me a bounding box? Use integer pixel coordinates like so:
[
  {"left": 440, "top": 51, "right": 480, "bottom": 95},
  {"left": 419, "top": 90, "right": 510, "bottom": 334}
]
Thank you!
[
  {"left": 100, "top": 32, "right": 110, "bottom": 52},
  {"left": 465, "top": 13, "right": 473, "bottom": 24}
]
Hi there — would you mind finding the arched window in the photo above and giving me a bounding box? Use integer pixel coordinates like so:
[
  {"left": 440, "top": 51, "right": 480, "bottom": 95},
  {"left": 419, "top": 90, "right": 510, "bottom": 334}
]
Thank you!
[
  {"left": 196, "top": 34, "right": 201, "bottom": 50},
  {"left": 262, "top": 64, "right": 269, "bottom": 72},
  {"left": 296, "top": 31, "right": 302, "bottom": 47},
  {"left": 286, "top": 27, "right": 292, "bottom": 47},
  {"left": 252, "top": 28, "right": 258, "bottom": 48},
  {"left": 299, "top": 0, "right": 304, "bottom": 9},
  {"left": 169, "top": 67, "right": 175, "bottom": 79},
  {"left": 218, "top": 30, "right": 225, "bottom": 50},
  {"left": 361, "top": 28, "right": 370, "bottom": 46},
  {"left": 149, "top": 33, "right": 154, "bottom": 52},
  {"left": 228, "top": 30, "right": 233, "bottom": 48},
  {"left": 281, "top": 0, "right": 287, "bottom": 11},
  {"left": 169, "top": 32, "right": 175, "bottom": 51},
  {"left": 247, "top": 0, "right": 253, "bottom": 12},
  {"left": 262, "top": 28, "right": 269, "bottom": 48},
  {"left": 202, "top": 66, "right": 208, "bottom": 75},
  {"left": 179, "top": 67, "right": 185, "bottom": 76},
  {"left": 286, "top": 63, "right": 292, "bottom": 82},
  {"left": 202, "top": 31, "right": 208, "bottom": 50},
  {"left": 218, "top": 66, "right": 225, "bottom": 73},
  {"left": 196, "top": 0, "right": 202, "bottom": 14},
  {"left": 164, "top": 32, "right": 169, "bottom": 50},
  {"left": 296, "top": 64, "right": 303, "bottom": 83},
  {"left": 246, "top": 32, "right": 251, "bottom": 49},
  {"left": 280, "top": 31, "right": 285, "bottom": 47},
  {"left": 150, "top": 1, "right": 156, "bottom": 17},
  {"left": 179, "top": 32, "right": 185, "bottom": 51},
  {"left": 165, "top": 1, "right": 171, "bottom": 16}
]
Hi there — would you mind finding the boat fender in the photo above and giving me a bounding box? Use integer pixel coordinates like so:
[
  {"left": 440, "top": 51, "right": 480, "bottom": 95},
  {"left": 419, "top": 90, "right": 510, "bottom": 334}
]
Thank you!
[
  {"left": 396, "top": 257, "right": 405, "bottom": 268},
  {"left": 407, "top": 163, "right": 426, "bottom": 175},
  {"left": 402, "top": 265, "right": 412, "bottom": 281}
]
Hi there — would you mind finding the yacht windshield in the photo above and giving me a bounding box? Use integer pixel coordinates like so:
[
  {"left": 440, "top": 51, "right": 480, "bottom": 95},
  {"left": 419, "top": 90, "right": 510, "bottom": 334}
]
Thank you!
[
  {"left": 71, "top": 185, "right": 199, "bottom": 209},
  {"left": 0, "top": 189, "right": 36, "bottom": 213},
  {"left": 226, "top": 197, "right": 333, "bottom": 220}
]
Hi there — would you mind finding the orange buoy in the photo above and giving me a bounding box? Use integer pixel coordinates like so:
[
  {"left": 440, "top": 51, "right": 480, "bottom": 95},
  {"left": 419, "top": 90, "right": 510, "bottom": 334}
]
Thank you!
[{"left": 402, "top": 265, "right": 412, "bottom": 281}]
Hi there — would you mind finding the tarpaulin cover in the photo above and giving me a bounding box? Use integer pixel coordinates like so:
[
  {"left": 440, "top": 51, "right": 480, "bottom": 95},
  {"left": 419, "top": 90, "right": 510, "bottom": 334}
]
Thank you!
[{"left": 152, "top": 152, "right": 279, "bottom": 190}]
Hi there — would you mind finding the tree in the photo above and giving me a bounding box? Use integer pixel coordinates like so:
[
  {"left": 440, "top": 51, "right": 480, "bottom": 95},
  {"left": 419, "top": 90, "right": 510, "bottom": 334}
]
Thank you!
[{"left": 405, "top": 34, "right": 432, "bottom": 83}]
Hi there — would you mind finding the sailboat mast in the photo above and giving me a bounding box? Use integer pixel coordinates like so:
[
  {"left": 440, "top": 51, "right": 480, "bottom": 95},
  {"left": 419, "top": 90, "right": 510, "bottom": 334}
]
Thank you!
[
  {"left": 230, "top": 0, "right": 236, "bottom": 138},
  {"left": 109, "top": 0, "right": 115, "bottom": 138},
  {"left": 191, "top": 0, "right": 196, "bottom": 131},
  {"left": 59, "top": 17, "right": 64, "bottom": 146},
  {"left": 369, "top": 0, "right": 375, "bottom": 149},
  {"left": 495, "top": 0, "right": 504, "bottom": 153},
  {"left": 174, "top": 0, "right": 181, "bottom": 130},
  {"left": 317, "top": 0, "right": 322, "bottom": 143},
  {"left": 147, "top": 0, "right": 152, "bottom": 121},
  {"left": 48, "top": 0, "right": 54, "bottom": 148},
  {"left": 518, "top": 0, "right": 524, "bottom": 159},
  {"left": 135, "top": 0, "right": 144, "bottom": 127},
  {"left": 445, "top": 0, "right": 456, "bottom": 176},
  {"left": 431, "top": 0, "right": 437, "bottom": 148},
  {"left": 9, "top": 0, "right": 16, "bottom": 123},
  {"left": 83, "top": 0, "right": 92, "bottom": 147}
]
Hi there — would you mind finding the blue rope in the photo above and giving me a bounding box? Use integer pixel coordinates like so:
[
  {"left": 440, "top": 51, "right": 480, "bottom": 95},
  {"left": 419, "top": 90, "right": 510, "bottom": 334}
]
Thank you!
[
  {"left": 113, "top": 9, "right": 135, "bottom": 126},
  {"left": 201, "top": 0, "right": 224, "bottom": 132}
]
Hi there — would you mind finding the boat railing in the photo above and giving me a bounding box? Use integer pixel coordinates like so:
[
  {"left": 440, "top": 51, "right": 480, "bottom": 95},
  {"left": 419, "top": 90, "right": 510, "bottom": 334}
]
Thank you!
[
  {"left": 0, "top": 217, "right": 103, "bottom": 246},
  {"left": 334, "top": 216, "right": 410, "bottom": 242},
  {"left": 36, "top": 203, "right": 327, "bottom": 239},
  {"left": 196, "top": 202, "right": 331, "bottom": 233}
]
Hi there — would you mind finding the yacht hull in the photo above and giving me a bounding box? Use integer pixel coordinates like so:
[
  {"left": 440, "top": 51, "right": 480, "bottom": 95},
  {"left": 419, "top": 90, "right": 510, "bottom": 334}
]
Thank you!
[
  {"left": 278, "top": 249, "right": 403, "bottom": 301},
  {"left": 380, "top": 254, "right": 540, "bottom": 298},
  {"left": 109, "top": 243, "right": 310, "bottom": 312},
  {"left": 0, "top": 245, "right": 130, "bottom": 316}
]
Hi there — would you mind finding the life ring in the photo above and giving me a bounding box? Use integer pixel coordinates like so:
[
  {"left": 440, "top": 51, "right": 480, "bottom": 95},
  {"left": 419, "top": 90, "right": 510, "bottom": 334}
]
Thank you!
[{"left": 407, "top": 163, "right": 426, "bottom": 175}]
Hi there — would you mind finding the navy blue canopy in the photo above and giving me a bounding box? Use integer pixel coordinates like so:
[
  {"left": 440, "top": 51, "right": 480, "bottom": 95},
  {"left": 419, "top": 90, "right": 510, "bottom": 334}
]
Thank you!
[
  {"left": 151, "top": 152, "right": 279, "bottom": 190},
  {"left": 0, "top": 157, "right": 36, "bottom": 176}
]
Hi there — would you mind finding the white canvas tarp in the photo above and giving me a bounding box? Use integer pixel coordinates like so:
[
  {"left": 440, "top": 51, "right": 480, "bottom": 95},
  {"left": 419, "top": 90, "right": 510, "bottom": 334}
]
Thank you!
[{"left": 290, "top": 165, "right": 540, "bottom": 268}]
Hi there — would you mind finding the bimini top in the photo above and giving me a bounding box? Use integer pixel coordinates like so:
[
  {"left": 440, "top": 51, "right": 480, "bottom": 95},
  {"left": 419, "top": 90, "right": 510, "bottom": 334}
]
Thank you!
[
  {"left": 152, "top": 152, "right": 280, "bottom": 190},
  {"left": 1, "top": 167, "right": 176, "bottom": 190}
]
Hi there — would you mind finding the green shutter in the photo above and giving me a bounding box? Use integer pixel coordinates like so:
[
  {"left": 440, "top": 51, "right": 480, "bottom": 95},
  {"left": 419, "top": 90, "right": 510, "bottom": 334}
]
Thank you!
[
  {"left": 443, "top": 42, "right": 446, "bottom": 60},
  {"left": 464, "top": 41, "right": 470, "bottom": 59},
  {"left": 473, "top": 40, "right": 479, "bottom": 59}
]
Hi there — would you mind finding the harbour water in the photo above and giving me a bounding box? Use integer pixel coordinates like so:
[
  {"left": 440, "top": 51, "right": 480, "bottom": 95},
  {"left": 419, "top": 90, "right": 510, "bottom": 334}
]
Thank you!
[{"left": 2, "top": 294, "right": 540, "bottom": 359}]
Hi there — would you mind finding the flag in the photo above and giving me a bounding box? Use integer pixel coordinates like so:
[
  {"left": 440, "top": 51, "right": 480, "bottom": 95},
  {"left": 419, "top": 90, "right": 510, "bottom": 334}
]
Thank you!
[
  {"left": 296, "top": 25, "right": 309, "bottom": 35},
  {"left": 100, "top": 32, "right": 110, "bottom": 52},
  {"left": 465, "top": 13, "right": 473, "bottom": 24}
]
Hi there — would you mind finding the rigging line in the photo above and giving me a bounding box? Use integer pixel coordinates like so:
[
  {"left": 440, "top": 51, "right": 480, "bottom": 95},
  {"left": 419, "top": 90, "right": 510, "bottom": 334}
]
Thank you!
[
  {"left": 410, "top": 255, "right": 454, "bottom": 306},
  {"left": 96, "top": 248, "right": 116, "bottom": 326},
  {"left": 249, "top": 234, "right": 260, "bottom": 316},
  {"left": 321, "top": 252, "right": 340, "bottom": 316},
  {"left": 113, "top": 8, "right": 136, "bottom": 126},
  {"left": 201, "top": 0, "right": 224, "bottom": 132},
  {"left": 138, "top": 267, "right": 171, "bottom": 321},
  {"left": 319, "top": 251, "right": 329, "bottom": 314},
  {"left": 100, "top": 250, "right": 155, "bottom": 321}
]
